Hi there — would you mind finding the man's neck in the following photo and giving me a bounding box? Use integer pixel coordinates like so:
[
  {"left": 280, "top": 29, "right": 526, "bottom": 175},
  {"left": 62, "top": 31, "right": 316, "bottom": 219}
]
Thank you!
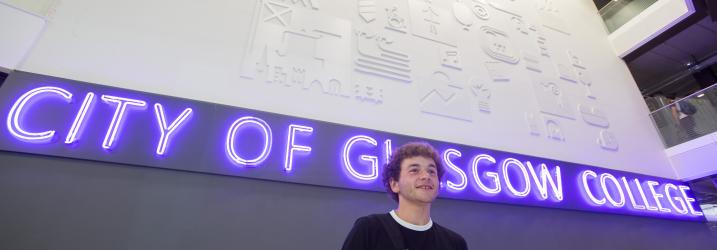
[{"left": 395, "top": 201, "right": 432, "bottom": 225}]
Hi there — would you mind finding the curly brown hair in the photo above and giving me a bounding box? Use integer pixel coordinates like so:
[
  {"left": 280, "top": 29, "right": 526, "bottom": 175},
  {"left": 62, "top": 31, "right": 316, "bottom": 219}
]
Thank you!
[{"left": 382, "top": 142, "right": 445, "bottom": 202}]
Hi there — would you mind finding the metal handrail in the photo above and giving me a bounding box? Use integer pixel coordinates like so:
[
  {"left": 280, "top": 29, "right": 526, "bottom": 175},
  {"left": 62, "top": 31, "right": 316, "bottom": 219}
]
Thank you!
[{"left": 650, "top": 82, "right": 717, "bottom": 114}]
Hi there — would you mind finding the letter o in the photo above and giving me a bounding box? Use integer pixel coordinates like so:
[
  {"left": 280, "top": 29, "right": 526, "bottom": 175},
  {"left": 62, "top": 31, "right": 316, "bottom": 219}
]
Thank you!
[
  {"left": 225, "top": 116, "right": 272, "bottom": 166},
  {"left": 502, "top": 158, "right": 531, "bottom": 197}
]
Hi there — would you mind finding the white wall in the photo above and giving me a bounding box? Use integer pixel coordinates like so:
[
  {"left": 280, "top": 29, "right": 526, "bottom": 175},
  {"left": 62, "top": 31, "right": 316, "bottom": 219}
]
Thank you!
[
  {"left": 0, "top": 1, "right": 45, "bottom": 72},
  {"left": 15, "top": 0, "right": 676, "bottom": 178},
  {"left": 1, "top": 0, "right": 57, "bottom": 16},
  {"left": 667, "top": 131, "right": 717, "bottom": 180}
]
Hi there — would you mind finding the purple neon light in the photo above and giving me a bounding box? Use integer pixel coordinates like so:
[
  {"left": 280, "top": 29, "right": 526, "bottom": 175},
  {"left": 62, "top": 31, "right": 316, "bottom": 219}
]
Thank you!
[
  {"left": 7, "top": 86, "right": 73, "bottom": 143},
  {"left": 581, "top": 170, "right": 606, "bottom": 205},
  {"left": 471, "top": 154, "right": 501, "bottom": 194},
  {"left": 636, "top": 178, "right": 658, "bottom": 211},
  {"left": 0, "top": 75, "right": 706, "bottom": 221},
  {"left": 65, "top": 92, "right": 96, "bottom": 144},
  {"left": 100, "top": 95, "right": 147, "bottom": 150},
  {"left": 647, "top": 181, "right": 671, "bottom": 213},
  {"left": 383, "top": 139, "right": 392, "bottom": 164},
  {"left": 153, "top": 103, "right": 193, "bottom": 156},
  {"left": 664, "top": 183, "right": 688, "bottom": 214},
  {"left": 526, "top": 162, "right": 563, "bottom": 201},
  {"left": 502, "top": 158, "right": 531, "bottom": 197},
  {"left": 600, "top": 173, "right": 626, "bottom": 208},
  {"left": 284, "top": 124, "right": 313, "bottom": 172},
  {"left": 634, "top": 178, "right": 659, "bottom": 211},
  {"left": 620, "top": 177, "right": 647, "bottom": 210},
  {"left": 443, "top": 149, "right": 468, "bottom": 191},
  {"left": 679, "top": 185, "right": 703, "bottom": 216},
  {"left": 579, "top": 170, "right": 704, "bottom": 215},
  {"left": 225, "top": 116, "right": 272, "bottom": 166},
  {"left": 342, "top": 135, "right": 379, "bottom": 181}
]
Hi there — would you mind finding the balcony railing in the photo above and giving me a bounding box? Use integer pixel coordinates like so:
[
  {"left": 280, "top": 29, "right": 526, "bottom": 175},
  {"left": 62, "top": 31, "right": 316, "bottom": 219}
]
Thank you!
[
  {"left": 599, "top": 0, "right": 659, "bottom": 33},
  {"left": 650, "top": 83, "right": 717, "bottom": 148}
]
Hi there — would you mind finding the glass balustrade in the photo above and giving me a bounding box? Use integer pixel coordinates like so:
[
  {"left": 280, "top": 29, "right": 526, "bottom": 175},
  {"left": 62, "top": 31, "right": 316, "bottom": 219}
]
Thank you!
[
  {"left": 600, "top": 0, "right": 659, "bottom": 33},
  {"left": 650, "top": 83, "right": 717, "bottom": 147}
]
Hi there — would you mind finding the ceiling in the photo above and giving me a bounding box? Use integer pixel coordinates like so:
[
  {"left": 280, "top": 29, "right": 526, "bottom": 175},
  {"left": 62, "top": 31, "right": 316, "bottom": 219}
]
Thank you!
[
  {"left": 591, "top": 0, "right": 717, "bottom": 97},
  {"left": 626, "top": 15, "right": 717, "bottom": 96},
  {"left": 593, "top": 0, "right": 613, "bottom": 10}
]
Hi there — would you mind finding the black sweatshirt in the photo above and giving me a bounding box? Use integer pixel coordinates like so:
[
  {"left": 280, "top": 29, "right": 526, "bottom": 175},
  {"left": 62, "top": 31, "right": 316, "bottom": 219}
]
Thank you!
[{"left": 342, "top": 213, "right": 468, "bottom": 250}]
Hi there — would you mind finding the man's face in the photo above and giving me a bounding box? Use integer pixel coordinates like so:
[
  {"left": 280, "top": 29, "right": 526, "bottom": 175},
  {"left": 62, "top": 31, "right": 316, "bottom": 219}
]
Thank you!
[{"left": 390, "top": 156, "right": 440, "bottom": 205}]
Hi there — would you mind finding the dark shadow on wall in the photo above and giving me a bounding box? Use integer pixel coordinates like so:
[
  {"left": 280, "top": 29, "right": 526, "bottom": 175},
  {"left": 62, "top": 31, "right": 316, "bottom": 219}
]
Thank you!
[
  {"left": 0, "top": 151, "right": 716, "bottom": 250},
  {"left": 0, "top": 71, "right": 8, "bottom": 87}
]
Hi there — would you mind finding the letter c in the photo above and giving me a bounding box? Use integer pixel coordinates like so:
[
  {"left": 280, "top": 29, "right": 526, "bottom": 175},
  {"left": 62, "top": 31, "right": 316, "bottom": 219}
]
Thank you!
[{"left": 7, "top": 86, "right": 72, "bottom": 143}]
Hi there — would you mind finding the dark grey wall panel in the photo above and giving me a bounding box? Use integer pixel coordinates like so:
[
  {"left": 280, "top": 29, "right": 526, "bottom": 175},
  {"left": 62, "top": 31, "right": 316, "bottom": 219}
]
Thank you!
[{"left": 1, "top": 151, "right": 715, "bottom": 250}]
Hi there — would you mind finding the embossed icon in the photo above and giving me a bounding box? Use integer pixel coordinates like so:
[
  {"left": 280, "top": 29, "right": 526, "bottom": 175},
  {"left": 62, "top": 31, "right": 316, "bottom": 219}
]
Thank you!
[
  {"left": 263, "top": 0, "right": 293, "bottom": 26},
  {"left": 309, "top": 78, "right": 348, "bottom": 97},
  {"left": 537, "top": 35, "right": 550, "bottom": 57},
  {"left": 487, "top": 0, "right": 522, "bottom": 17},
  {"left": 385, "top": 5, "right": 408, "bottom": 33},
  {"left": 274, "top": 29, "right": 320, "bottom": 58},
  {"left": 270, "top": 65, "right": 289, "bottom": 85},
  {"left": 272, "top": 27, "right": 351, "bottom": 97},
  {"left": 441, "top": 47, "right": 462, "bottom": 70},
  {"left": 511, "top": 16, "right": 529, "bottom": 35},
  {"left": 453, "top": 2, "right": 475, "bottom": 31},
  {"left": 577, "top": 69, "right": 596, "bottom": 99},
  {"left": 355, "top": 31, "right": 412, "bottom": 83},
  {"left": 528, "top": 24, "right": 538, "bottom": 32},
  {"left": 525, "top": 113, "right": 541, "bottom": 136},
  {"left": 470, "top": 0, "right": 490, "bottom": 20},
  {"left": 241, "top": 2, "right": 351, "bottom": 97},
  {"left": 469, "top": 77, "right": 491, "bottom": 112},
  {"left": 293, "top": 0, "right": 319, "bottom": 10},
  {"left": 480, "top": 26, "right": 519, "bottom": 64},
  {"left": 408, "top": 0, "right": 457, "bottom": 47},
  {"left": 556, "top": 63, "right": 577, "bottom": 83},
  {"left": 484, "top": 61, "right": 510, "bottom": 82},
  {"left": 536, "top": 0, "right": 570, "bottom": 35},
  {"left": 358, "top": 0, "right": 376, "bottom": 23},
  {"left": 290, "top": 67, "right": 307, "bottom": 86},
  {"left": 270, "top": 26, "right": 349, "bottom": 79},
  {"left": 545, "top": 118, "right": 565, "bottom": 141},
  {"left": 578, "top": 104, "right": 609, "bottom": 128},
  {"left": 420, "top": 71, "right": 472, "bottom": 121},
  {"left": 532, "top": 79, "right": 575, "bottom": 119},
  {"left": 567, "top": 50, "right": 586, "bottom": 69},
  {"left": 353, "top": 82, "right": 384, "bottom": 104},
  {"left": 523, "top": 53, "right": 541, "bottom": 72},
  {"left": 598, "top": 130, "right": 618, "bottom": 151}
]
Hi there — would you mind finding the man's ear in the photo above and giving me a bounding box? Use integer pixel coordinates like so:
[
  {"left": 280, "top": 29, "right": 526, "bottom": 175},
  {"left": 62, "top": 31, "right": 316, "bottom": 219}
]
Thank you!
[{"left": 390, "top": 178, "right": 400, "bottom": 193}]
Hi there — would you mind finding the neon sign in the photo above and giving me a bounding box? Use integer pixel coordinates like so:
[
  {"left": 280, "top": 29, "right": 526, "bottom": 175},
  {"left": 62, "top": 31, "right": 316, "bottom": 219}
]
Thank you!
[
  {"left": 65, "top": 92, "right": 96, "bottom": 144},
  {"left": 153, "top": 103, "right": 193, "bottom": 155},
  {"left": 225, "top": 116, "right": 273, "bottom": 167},
  {"left": 6, "top": 86, "right": 72, "bottom": 143},
  {"left": 443, "top": 149, "right": 468, "bottom": 192},
  {"left": 342, "top": 135, "right": 380, "bottom": 181},
  {"left": 100, "top": 95, "right": 147, "bottom": 150},
  {"left": 284, "top": 124, "right": 313, "bottom": 172},
  {"left": 0, "top": 71, "right": 705, "bottom": 221}
]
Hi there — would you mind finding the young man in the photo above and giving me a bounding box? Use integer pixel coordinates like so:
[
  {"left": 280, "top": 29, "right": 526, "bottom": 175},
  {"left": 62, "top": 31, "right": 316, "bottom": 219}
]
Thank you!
[{"left": 342, "top": 142, "right": 468, "bottom": 250}]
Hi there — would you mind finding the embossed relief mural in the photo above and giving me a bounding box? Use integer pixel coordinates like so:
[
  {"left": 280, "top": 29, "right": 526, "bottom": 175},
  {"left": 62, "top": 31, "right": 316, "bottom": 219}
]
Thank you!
[{"left": 239, "top": 0, "right": 618, "bottom": 152}]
